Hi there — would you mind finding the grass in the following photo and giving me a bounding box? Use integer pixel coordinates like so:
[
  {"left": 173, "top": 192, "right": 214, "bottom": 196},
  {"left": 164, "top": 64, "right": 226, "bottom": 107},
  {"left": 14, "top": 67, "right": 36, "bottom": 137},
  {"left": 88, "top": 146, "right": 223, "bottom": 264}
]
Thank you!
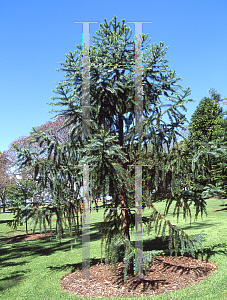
[{"left": 0, "top": 198, "right": 227, "bottom": 299}]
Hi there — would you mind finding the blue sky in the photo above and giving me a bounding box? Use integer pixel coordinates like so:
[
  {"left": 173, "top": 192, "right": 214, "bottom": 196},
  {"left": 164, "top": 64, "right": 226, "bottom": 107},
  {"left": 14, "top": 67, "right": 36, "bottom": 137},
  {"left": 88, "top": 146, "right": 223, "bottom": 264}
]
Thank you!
[{"left": 1, "top": 0, "right": 227, "bottom": 152}]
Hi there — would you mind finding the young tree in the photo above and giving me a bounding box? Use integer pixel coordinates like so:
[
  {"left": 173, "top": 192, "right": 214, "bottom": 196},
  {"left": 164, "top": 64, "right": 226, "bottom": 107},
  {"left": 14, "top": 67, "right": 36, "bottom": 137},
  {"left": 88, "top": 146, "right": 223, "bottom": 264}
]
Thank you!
[
  {"left": 51, "top": 16, "right": 206, "bottom": 274},
  {"left": 13, "top": 16, "right": 206, "bottom": 280}
]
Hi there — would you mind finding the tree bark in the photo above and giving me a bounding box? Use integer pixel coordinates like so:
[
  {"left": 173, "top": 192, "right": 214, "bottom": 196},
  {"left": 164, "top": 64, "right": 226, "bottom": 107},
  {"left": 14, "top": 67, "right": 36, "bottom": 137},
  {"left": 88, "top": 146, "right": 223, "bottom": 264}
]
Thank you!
[
  {"left": 26, "top": 219, "right": 28, "bottom": 235},
  {"left": 2, "top": 195, "right": 5, "bottom": 213},
  {"left": 121, "top": 189, "right": 130, "bottom": 239},
  {"left": 118, "top": 112, "right": 134, "bottom": 275},
  {"left": 118, "top": 113, "right": 124, "bottom": 147},
  {"left": 120, "top": 187, "right": 134, "bottom": 275}
]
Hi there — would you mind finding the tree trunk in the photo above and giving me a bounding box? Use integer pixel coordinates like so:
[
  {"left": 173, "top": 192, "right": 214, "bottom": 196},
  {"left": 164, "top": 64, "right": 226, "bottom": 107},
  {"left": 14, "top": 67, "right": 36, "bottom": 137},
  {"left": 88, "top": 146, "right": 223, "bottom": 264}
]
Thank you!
[
  {"left": 120, "top": 187, "right": 134, "bottom": 275},
  {"left": 2, "top": 196, "right": 5, "bottom": 213},
  {"left": 118, "top": 112, "right": 134, "bottom": 275},
  {"left": 121, "top": 190, "right": 130, "bottom": 239},
  {"left": 118, "top": 113, "right": 124, "bottom": 147},
  {"left": 26, "top": 219, "right": 28, "bottom": 235},
  {"left": 76, "top": 201, "right": 80, "bottom": 235},
  {"left": 208, "top": 160, "right": 214, "bottom": 185}
]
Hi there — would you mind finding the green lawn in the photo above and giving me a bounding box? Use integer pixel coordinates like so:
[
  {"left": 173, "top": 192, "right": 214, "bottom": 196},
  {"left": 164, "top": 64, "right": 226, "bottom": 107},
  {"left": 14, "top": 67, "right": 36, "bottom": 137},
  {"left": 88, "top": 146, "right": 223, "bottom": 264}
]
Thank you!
[{"left": 0, "top": 198, "right": 227, "bottom": 299}]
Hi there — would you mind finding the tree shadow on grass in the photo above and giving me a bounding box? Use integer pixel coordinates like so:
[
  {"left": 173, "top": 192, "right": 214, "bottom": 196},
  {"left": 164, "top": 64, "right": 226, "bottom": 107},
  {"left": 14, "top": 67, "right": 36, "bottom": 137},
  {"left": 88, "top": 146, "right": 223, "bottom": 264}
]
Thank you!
[
  {"left": 0, "top": 211, "right": 11, "bottom": 214},
  {"left": 0, "top": 259, "right": 29, "bottom": 269},
  {"left": 142, "top": 237, "right": 227, "bottom": 263},
  {"left": 143, "top": 236, "right": 170, "bottom": 253},
  {"left": 214, "top": 205, "right": 227, "bottom": 212},
  {"left": 179, "top": 221, "right": 216, "bottom": 231},
  {"left": 0, "top": 269, "right": 29, "bottom": 292},
  {"left": 195, "top": 243, "right": 227, "bottom": 262},
  {"left": 47, "top": 257, "right": 102, "bottom": 273},
  {"left": 0, "top": 229, "right": 103, "bottom": 264},
  {"left": 0, "top": 219, "right": 11, "bottom": 224}
]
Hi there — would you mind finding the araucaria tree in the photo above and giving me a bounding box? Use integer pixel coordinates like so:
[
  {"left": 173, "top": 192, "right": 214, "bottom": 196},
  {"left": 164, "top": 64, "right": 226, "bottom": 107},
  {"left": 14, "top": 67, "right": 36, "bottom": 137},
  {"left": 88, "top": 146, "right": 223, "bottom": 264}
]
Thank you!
[
  {"left": 13, "top": 16, "right": 207, "bottom": 281},
  {"left": 180, "top": 91, "right": 227, "bottom": 199},
  {"left": 186, "top": 93, "right": 225, "bottom": 149}
]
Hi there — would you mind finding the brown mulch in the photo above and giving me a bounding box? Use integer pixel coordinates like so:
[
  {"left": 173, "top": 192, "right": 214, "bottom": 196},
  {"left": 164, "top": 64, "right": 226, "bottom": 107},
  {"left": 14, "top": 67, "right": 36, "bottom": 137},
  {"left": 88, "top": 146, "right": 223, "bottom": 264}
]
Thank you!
[
  {"left": 0, "top": 233, "right": 217, "bottom": 298},
  {"left": 60, "top": 256, "right": 217, "bottom": 298}
]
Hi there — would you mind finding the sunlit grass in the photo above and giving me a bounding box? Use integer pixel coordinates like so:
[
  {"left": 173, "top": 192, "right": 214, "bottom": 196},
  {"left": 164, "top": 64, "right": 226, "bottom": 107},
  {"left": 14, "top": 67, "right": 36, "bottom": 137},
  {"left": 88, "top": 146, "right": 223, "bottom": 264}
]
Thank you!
[{"left": 0, "top": 198, "right": 227, "bottom": 299}]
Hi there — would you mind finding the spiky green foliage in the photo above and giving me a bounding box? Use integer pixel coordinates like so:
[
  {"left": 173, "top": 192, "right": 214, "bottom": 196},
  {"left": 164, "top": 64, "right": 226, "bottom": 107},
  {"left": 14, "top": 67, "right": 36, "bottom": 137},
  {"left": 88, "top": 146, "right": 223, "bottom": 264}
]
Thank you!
[
  {"left": 182, "top": 92, "right": 227, "bottom": 197},
  {"left": 209, "top": 118, "right": 227, "bottom": 191},
  {"left": 10, "top": 127, "right": 84, "bottom": 244},
  {"left": 6, "top": 179, "right": 37, "bottom": 234},
  {"left": 187, "top": 96, "right": 225, "bottom": 149},
  {"left": 191, "top": 138, "right": 227, "bottom": 202},
  {"left": 161, "top": 92, "right": 227, "bottom": 227},
  {"left": 80, "top": 129, "right": 132, "bottom": 200},
  {"left": 104, "top": 232, "right": 158, "bottom": 282},
  {"left": 146, "top": 202, "right": 205, "bottom": 257},
  {"left": 11, "top": 16, "right": 210, "bottom": 280},
  {"left": 161, "top": 140, "right": 209, "bottom": 225},
  {"left": 101, "top": 199, "right": 206, "bottom": 283}
]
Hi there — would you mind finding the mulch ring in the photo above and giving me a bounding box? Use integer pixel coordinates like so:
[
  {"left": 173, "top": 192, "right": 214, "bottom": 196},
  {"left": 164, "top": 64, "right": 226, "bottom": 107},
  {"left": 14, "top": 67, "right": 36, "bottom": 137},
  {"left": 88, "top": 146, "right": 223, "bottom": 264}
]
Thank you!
[
  {"left": 0, "top": 228, "right": 218, "bottom": 298},
  {"left": 60, "top": 256, "right": 217, "bottom": 298}
]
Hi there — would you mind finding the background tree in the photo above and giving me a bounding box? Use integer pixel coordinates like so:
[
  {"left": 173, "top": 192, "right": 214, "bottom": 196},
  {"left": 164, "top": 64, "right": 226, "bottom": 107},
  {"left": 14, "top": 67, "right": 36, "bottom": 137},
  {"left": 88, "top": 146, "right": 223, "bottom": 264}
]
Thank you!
[
  {"left": 168, "top": 90, "right": 227, "bottom": 211},
  {"left": 5, "top": 116, "right": 70, "bottom": 181},
  {"left": 10, "top": 125, "right": 84, "bottom": 243},
  {"left": 209, "top": 88, "right": 227, "bottom": 107},
  {"left": 6, "top": 179, "right": 37, "bottom": 234},
  {"left": 190, "top": 138, "right": 227, "bottom": 203},
  {"left": 184, "top": 92, "right": 226, "bottom": 185},
  {"left": 187, "top": 96, "right": 225, "bottom": 147},
  {"left": 0, "top": 151, "right": 15, "bottom": 213},
  {"left": 209, "top": 118, "right": 227, "bottom": 193}
]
